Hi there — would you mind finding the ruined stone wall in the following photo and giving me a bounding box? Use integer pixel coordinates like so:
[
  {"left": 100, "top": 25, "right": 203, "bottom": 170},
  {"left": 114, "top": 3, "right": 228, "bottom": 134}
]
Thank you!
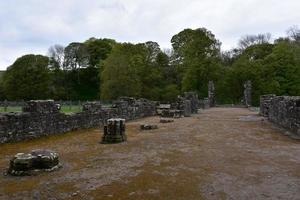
[
  {"left": 243, "top": 80, "right": 252, "bottom": 107},
  {"left": 184, "top": 92, "right": 199, "bottom": 113},
  {"left": 208, "top": 81, "right": 215, "bottom": 107},
  {"left": 260, "top": 95, "right": 300, "bottom": 136},
  {"left": 0, "top": 98, "right": 156, "bottom": 144}
]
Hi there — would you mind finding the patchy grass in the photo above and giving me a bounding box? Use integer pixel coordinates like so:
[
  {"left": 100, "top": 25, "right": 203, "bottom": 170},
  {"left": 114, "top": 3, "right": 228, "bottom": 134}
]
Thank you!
[
  {"left": 0, "top": 106, "right": 22, "bottom": 112},
  {"left": 60, "top": 105, "right": 82, "bottom": 113},
  {"left": 0, "top": 105, "right": 82, "bottom": 113}
]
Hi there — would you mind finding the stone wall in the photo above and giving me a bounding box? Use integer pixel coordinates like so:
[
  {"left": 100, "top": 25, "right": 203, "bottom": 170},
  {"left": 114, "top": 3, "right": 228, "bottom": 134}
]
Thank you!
[
  {"left": 0, "top": 98, "right": 156, "bottom": 144},
  {"left": 260, "top": 95, "right": 300, "bottom": 136}
]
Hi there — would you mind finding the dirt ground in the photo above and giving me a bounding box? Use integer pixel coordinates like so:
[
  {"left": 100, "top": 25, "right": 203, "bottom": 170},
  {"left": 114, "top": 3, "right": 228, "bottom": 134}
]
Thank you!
[{"left": 0, "top": 108, "right": 300, "bottom": 200}]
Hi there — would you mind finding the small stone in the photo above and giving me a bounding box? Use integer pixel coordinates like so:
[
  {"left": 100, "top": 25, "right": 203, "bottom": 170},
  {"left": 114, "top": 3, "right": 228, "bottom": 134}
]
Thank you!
[
  {"left": 140, "top": 124, "right": 158, "bottom": 130},
  {"left": 160, "top": 118, "right": 174, "bottom": 123}
]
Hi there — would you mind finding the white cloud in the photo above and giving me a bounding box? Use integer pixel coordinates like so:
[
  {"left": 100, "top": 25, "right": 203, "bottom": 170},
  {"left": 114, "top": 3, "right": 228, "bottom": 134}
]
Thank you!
[{"left": 0, "top": 0, "right": 299, "bottom": 69}]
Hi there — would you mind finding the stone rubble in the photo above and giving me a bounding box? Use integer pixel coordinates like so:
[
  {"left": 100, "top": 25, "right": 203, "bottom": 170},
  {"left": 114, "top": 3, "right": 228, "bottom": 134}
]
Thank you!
[
  {"left": 140, "top": 124, "right": 158, "bottom": 130},
  {"left": 7, "top": 149, "right": 60, "bottom": 176},
  {"left": 160, "top": 118, "right": 174, "bottom": 123}
]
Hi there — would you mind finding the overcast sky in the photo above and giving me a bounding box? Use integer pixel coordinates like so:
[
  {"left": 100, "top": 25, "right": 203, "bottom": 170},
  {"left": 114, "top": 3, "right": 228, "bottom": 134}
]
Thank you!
[{"left": 0, "top": 0, "right": 299, "bottom": 70}]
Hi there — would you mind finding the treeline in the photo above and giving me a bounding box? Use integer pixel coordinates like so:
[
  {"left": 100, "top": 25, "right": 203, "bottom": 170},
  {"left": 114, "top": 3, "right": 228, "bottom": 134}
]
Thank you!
[{"left": 0, "top": 27, "right": 299, "bottom": 105}]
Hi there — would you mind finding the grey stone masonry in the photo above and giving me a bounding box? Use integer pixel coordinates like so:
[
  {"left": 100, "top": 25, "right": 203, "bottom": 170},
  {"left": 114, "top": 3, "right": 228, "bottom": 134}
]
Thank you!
[
  {"left": 243, "top": 80, "right": 252, "bottom": 107},
  {"left": 208, "top": 81, "right": 215, "bottom": 107},
  {"left": 101, "top": 118, "right": 126, "bottom": 143},
  {"left": 260, "top": 94, "right": 276, "bottom": 117},
  {"left": 184, "top": 92, "right": 200, "bottom": 113},
  {"left": 260, "top": 95, "right": 300, "bottom": 136},
  {"left": 0, "top": 98, "right": 156, "bottom": 144}
]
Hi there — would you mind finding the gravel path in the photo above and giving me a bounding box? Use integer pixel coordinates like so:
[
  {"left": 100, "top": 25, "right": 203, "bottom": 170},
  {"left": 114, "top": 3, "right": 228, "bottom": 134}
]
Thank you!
[{"left": 0, "top": 108, "right": 299, "bottom": 200}]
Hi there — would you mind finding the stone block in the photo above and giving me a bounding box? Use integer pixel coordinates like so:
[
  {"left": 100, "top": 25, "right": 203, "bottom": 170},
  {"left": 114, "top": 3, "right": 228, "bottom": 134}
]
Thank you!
[{"left": 101, "top": 118, "right": 126, "bottom": 143}]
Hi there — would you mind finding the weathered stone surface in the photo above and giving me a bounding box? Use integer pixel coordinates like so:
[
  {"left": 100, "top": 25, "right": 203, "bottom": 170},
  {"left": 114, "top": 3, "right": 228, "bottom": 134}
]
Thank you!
[
  {"left": 22, "top": 100, "right": 60, "bottom": 114},
  {"left": 260, "top": 95, "right": 300, "bottom": 136},
  {"left": 140, "top": 124, "right": 158, "bottom": 130},
  {"left": 0, "top": 98, "right": 156, "bottom": 144},
  {"left": 160, "top": 118, "right": 174, "bottom": 123},
  {"left": 199, "top": 98, "right": 210, "bottom": 109},
  {"left": 208, "top": 81, "right": 215, "bottom": 107},
  {"left": 260, "top": 94, "right": 276, "bottom": 117},
  {"left": 30, "top": 149, "right": 59, "bottom": 169},
  {"left": 7, "top": 149, "right": 60, "bottom": 176},
  {"left": 184, "top": 92, "right": 200, "bottom": 113},
  {"left": 101, "top": 118, "right": 126, "bottom": 143},
  {"left": 176, "top": 97, "right": 191, "bottom": 117},
  {"left": 82, "top": 102, "right": 102, "bottom": 113},
  {"left": 243, "top": 80, "right": 252, "bottom": 107}
]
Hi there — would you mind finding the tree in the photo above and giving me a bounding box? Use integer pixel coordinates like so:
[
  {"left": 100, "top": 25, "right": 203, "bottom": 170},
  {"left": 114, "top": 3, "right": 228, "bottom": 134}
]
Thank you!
[
  {"left": 238, "top": 33, "right": 272, "bottom": 50},
  {"left": 287, "top": 26, "right": 300, "bottom": 42},
  {"left": 48, "top": 44, "right": 65, "bottom": 70},
  {"left": 64, "top": 42, "right": 89, "bottom": 70},
  {"left": 84, "top": 38, "right": 116, "bottom": 67},
  {"left": 171, "top": 28, "right": 221, "bottom": 97},
  {"left": 100, "top": 43, "right": 146, "bottom": 100},
  {"left": 2, "top": 55, "right": 51, "bottom": 100}
]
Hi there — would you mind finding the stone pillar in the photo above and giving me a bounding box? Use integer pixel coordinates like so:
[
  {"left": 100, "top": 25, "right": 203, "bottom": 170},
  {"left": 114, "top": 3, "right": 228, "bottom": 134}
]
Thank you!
[
  {"left": 184, "top": 92, "right": 199, "bottom": 113},
  {"left": 177, "top": 96, "right": 191, "bottom": 117},
  {"left": 101, "top": 118, "right": 126, "bottom": 143},
  {"left": 208, "top": 81, "right": 215, "bottom": 107},
  {"left": 243, "top": 80, "right": 252, "bottom": 107}
]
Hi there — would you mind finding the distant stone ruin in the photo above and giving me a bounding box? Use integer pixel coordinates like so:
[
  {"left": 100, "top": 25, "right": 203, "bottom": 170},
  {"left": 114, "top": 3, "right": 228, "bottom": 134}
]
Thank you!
[
  {"left": 157, "top": 92, "right": 199, "bottom": 118},
  {"left": 101, "top": 118, "right": 126, "bottom": 143},
  {"left": 208, "top": 81, "right": 215, "bottom": 107},
  {"left": 243, "top": 80, "right": 252, "bottom": 107},
  {"left": 7, "top": 149, "right": 60, "bottom": 176},
  {"left": 260, "top": 95, "right": 300, "bottom": 136},
  {"left": 177, "top": 96, "right": 191, "bottom": 117},
  {"left": 184, "top": 92, "right": 200, "bottom": 113}
]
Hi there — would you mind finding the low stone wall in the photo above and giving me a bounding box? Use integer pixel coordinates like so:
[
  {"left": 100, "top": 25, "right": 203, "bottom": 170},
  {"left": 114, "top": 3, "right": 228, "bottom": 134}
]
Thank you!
[
  {"left": 0, "top": 98, "right": 156, "bottom": 144},
  {"left": 260, "top": 95, "right": 300, "bottom": 136}
]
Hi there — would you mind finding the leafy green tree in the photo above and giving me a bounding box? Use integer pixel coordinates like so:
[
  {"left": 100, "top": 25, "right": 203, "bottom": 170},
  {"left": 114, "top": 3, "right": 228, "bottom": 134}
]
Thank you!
[
  {"left": 101, "top": 43, "right": 147, "bottom": 100},
  {"left": 2, "top": 55, "right": 51, "bottom": 100},
  {"left": 84, "top": 38, "right": 116, "bottom": 67},
  {"left": 171, "top": 28, "right": 221, "bottom": 97}
]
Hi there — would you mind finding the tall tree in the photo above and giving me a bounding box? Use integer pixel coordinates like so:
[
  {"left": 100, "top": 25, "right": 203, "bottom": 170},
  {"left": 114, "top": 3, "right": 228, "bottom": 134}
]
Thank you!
[
  {"left": 84, "top": 38, "right": 116, "bottom": 67},
  {"left": 2, "top": 55, "right": 51, "bottom": 100},
  {"left": 100, "top": 43, "right": 146, "bottom": 100},
  {"left": 64, "top": 42, "right": 89, "bottom": 70},
  {"left": 171, "top": 28, "right": 221, "bottom": 97}
]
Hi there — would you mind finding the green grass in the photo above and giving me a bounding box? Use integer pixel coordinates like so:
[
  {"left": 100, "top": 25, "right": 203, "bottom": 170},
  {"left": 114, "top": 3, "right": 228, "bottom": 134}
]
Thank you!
[
  {"left": 0, "top": 105, "right": 83, "bottom": 113},
  {"left": 0, "top": 106, "right": 22, "bottom": 112},
  {"left": 60, "top": 105, "right": 82, "bottom": 113}
]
